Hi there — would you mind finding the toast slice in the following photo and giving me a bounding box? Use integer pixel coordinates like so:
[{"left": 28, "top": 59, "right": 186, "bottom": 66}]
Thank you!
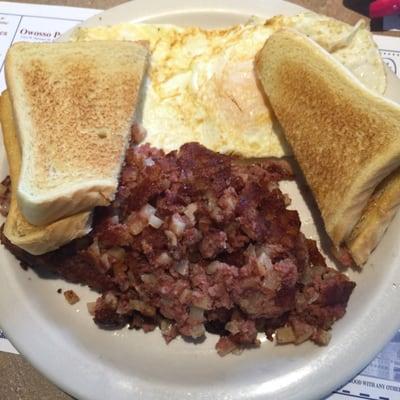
[
  {"left": 256, "top": 28, "right": 400, "bottom": 262},
  {"left": 346, "top": 170, "right": 400, "bottom": 265},
  {"left": 1, "top": 91, "right": 92, "bottom": 255},
  {"left": 5, "top": 41, "right": 149, "bottom": 226}
]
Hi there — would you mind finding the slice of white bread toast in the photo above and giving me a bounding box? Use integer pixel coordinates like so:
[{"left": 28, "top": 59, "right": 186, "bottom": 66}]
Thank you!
[
  {"left": 0, "top": 91, "right": 92, "bottom": 255},
  {"left": 346, "top": 67, "right": 400, "bottom": 265},
  {"left": 256, "top": 28, "right": 400, "bottom": 264},
  {"left": 5, "top": 41, "right": 149, "bottom": 226},
  {"left": 346, "top": 170, "right": 400, "bottom": 265}
]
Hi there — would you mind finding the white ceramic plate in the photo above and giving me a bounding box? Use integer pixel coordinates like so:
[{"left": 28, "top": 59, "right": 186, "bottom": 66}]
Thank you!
[{"left": 1, "top": 1, "right": 400, "bottom": 399}]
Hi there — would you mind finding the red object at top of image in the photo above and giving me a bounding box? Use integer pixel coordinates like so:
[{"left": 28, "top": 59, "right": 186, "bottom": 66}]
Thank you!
[{"left": 370, "top": 0, "right": 400, "bottom": 18}]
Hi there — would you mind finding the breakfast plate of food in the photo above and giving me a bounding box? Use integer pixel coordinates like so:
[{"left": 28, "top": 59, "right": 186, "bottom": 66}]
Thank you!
[{"left": 0, "top": 0, "right": 400, "bottom": 399}]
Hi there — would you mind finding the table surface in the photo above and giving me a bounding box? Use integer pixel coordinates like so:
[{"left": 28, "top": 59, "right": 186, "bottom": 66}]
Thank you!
[{"left": 0, "top": 0, "right": 398, "bottom": 399}]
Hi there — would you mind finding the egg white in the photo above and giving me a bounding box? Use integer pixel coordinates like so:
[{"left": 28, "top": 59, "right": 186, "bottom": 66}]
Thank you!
[{"left": 73, "top": 13, "right": 386, "bottom": 158}]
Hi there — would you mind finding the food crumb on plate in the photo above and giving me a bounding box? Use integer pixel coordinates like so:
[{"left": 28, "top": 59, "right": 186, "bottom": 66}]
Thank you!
[{"left": 64, "top": 290, "right": 80, "bottom": 305}]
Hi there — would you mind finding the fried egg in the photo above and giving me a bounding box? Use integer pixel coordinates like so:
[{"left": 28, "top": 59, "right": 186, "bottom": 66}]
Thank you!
[{"left": 72, "top": 12, "right": 386, "bottom": 157}]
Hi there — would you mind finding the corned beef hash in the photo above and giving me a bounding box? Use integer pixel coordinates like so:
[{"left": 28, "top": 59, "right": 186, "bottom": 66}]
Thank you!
[{"left": 1, "top": 141, "right": 355, "bottom": 355}]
